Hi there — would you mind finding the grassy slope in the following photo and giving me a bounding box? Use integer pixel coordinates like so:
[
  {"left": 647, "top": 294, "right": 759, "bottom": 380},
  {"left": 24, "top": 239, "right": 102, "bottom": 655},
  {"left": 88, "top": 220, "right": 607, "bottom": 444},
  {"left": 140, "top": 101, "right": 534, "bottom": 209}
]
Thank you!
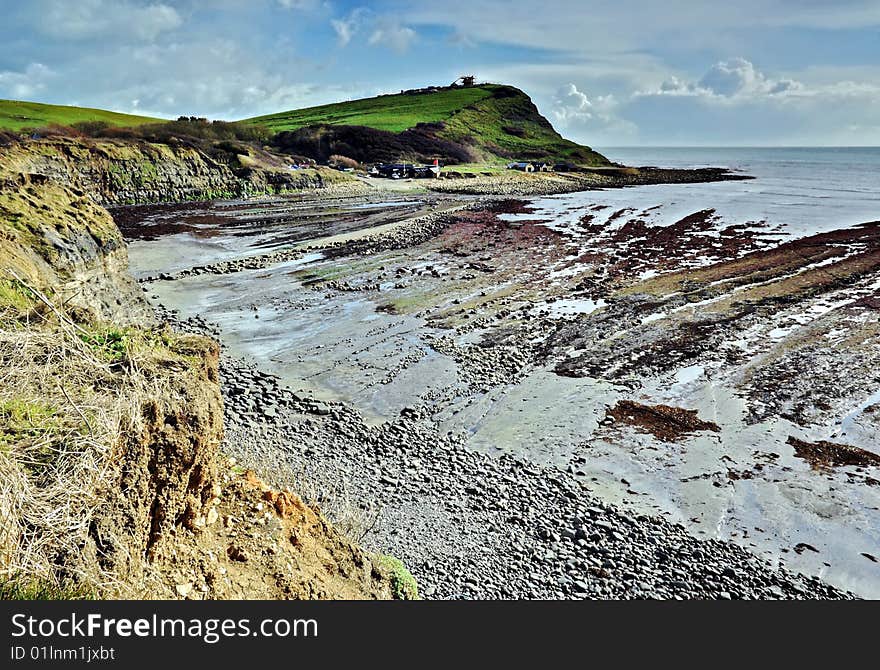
[
  {"left": 245, "top": 86, "right": 495, "bottom": 134},
  {"left": 0, "top": 100, "right": 161, "bottom": 131},
  {"left": 438, "top": 86, "right": 607, "bottom": 164},
  {"left": 243, "top": 84, "right": 608, "bottom": 165},
  {"left": 0, "top": 83, "right": 607, "bottom": 165}
]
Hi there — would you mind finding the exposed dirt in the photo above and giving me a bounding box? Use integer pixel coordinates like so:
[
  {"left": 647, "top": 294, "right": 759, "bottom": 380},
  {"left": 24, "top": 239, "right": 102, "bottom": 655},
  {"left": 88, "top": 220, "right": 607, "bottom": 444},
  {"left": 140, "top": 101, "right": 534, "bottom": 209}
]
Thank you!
[{"left": 147, "top": 466, "right": 395, "bottom": 600}]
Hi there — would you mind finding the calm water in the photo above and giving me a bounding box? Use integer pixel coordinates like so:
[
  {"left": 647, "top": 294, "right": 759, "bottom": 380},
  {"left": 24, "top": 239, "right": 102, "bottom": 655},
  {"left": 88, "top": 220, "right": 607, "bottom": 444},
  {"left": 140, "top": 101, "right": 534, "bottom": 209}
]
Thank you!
[{"left": 582, "top": 147, "right": 880, "bottom": 240}]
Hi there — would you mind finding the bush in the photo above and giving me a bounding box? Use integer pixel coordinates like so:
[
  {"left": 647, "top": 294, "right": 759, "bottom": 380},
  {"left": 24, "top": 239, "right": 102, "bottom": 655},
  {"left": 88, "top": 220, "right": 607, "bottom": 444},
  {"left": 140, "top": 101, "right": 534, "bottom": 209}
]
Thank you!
[
  {"left": 72, "top": 120, "right": 111, "bottom": 136},
  {"left": 67, "top": 117, "right": 272, "bottom": 146},
  {"left": 273, "top": 122, "right": 473, "bottom": 165},
  {"left": 25, "top": 124, "right": 84, "bottom": 139},
  {"left": 377, "top": 555, "right": 419, "bottom": 600},
  {"left": 502, "top": 125, "right": 526, "bottom": 137},
  {"left": 78, "top": 327, "right": 129, "bottom": 362}
]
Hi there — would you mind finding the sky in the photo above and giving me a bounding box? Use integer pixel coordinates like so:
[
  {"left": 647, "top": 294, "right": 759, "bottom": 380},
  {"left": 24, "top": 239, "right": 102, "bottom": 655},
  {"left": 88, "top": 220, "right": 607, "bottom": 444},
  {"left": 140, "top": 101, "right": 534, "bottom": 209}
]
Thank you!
[{"left": 1, "top": 0, "right": 878, "bottom": 146}]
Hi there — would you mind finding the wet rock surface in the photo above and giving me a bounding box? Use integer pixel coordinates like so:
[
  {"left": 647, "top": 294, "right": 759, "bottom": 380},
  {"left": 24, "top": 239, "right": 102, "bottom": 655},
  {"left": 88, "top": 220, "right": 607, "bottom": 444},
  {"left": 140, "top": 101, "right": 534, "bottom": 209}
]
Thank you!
[
  {"left": 157, "top": 310, "right": 853, "bottom": 600},
  {"left": 133, "top": 182, "right": 880, "bottom": 598}
]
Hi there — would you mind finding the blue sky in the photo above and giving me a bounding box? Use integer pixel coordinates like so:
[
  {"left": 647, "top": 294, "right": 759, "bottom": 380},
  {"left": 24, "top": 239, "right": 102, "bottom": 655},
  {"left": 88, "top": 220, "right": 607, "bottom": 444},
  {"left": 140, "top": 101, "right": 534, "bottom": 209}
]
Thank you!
[{"left": 1, "top": 0, "right": 878, "bottom": 145}]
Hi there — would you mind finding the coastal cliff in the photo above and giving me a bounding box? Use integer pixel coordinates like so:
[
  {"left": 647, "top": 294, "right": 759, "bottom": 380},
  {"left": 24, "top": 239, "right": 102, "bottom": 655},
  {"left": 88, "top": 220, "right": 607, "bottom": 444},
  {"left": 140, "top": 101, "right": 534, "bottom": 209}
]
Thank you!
[
  {"left": 0, "top": 135, "right": 361, "bottom": 206},
  {"left": 0, "top": 136, "right": 404, "bottom": 599}
]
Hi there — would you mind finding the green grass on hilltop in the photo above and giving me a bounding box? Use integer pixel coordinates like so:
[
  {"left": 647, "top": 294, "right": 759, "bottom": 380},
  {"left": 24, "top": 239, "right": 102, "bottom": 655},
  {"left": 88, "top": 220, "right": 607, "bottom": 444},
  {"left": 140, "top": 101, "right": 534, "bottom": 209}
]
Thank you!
[
  {"left": 438, "top": 86, "right": 607, "bottom": 164},
  {"left": 244, "top": 86, "right": 497, "bottom": 134},
  {"left": 245, "top": 84, "right": 609, "bottom": 166},
  {"left": 0, "top": 84, "right": 608, "bottom": 166},
  {"left": 0, "top": 99, "right": 161, "bottom": 131}
]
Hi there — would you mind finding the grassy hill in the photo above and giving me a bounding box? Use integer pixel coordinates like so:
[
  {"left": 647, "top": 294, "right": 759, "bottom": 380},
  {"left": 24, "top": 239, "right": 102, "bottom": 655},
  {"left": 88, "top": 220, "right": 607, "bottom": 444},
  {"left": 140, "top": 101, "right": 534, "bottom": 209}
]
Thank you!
[
  {"left": 246, "top": 86, "right": 495, "bottom": 134},
  {"left": 0, "top": 100, "right": 161, "bottom": 131},
  {"left": 0, "top": 84, "right": 608, "bottom": 166},
  {"left": 244, "top": 84, "right": 609, "bottom": 166}
]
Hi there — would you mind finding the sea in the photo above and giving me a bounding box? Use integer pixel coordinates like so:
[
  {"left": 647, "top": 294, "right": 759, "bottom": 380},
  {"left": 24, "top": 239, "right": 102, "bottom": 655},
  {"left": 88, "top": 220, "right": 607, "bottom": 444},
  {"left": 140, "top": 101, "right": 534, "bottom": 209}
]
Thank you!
[{"left": 578, "top": 146, "right": 880, "bottom": 241}]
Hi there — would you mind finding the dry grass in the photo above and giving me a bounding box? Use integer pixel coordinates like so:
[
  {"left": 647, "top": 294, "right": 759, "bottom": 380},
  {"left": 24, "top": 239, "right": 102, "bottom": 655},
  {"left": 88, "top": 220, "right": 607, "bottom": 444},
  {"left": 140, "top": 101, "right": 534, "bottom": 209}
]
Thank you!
[
  {"left": 0, "top": 275, "right": 165, "bottom": 597},
  {"left": 222, "top": 440, "right": 381, "bottom": 545},
  {"left": 288, "top": 466, "right": 382, "bottom": 545}
]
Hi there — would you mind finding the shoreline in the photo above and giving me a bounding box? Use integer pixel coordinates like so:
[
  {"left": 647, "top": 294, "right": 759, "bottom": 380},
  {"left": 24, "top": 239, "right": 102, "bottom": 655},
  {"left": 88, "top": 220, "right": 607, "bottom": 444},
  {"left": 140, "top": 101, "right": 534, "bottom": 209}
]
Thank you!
[
  {"left": 423, "top": 166, "right": 753, "bottom": 197},
  {"left": 123, "top": 164, "right": 753, "bottom": 282},
  {"left": 130, "top": 165, "right": 879, "bottom": 599}
]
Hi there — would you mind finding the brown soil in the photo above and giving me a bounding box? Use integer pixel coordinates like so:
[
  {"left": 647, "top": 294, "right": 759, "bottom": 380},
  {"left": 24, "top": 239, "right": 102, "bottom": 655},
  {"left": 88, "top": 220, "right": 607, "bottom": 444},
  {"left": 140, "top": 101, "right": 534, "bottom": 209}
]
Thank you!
[
  {"left": 787, "top": 436, "right": 880, "bottom": 470},
  {"left": 606, "top": 400, "right": 721, "bottom": 442},
  {"left": 147, "top": 467, "right": 395, "bottom": 600}
]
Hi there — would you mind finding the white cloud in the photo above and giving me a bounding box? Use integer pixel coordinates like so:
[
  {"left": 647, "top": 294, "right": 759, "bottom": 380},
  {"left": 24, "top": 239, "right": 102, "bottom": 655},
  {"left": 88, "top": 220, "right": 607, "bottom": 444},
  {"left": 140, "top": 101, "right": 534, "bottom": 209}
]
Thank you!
[
  {"left": 642, "top": 58, "right": 880, "bottom": 106},
  {"left": 549, "top": 83, "right": 636, "bottom": 142},
  {"left": 330, "top": 8, "right": 370, "bottom": 46},
  {"left": 330, "top": 10, "right": 416, "bottom": 52},
  {"left": 624, "top": 58, "right": 880, "bottom": 145},
  {"left": 553, "top": 83, "right": 592, "bottom": 116},
  {"left": 277, "top": 0, "right": 319, "bottom": 8},
  {"left": 401, "top": 1, "right": 880, "bottom": 55},
  {"left": 644, "top": 58, "right": 806, "bottom": 101},
  {"left": 36, "top": 0, "right": 182, "bottom": 42},
  {"left": 698, "top": 58, "right": 801, "bottom": 97},
  {"left": 0, "top": 63, "right": 55, "bottom": 100},
  {"left": 52, "top": 39, "right": 369, "bottom": 120},
  {"left": 367, "top": 20, "right": 416, "bottom": 53}
]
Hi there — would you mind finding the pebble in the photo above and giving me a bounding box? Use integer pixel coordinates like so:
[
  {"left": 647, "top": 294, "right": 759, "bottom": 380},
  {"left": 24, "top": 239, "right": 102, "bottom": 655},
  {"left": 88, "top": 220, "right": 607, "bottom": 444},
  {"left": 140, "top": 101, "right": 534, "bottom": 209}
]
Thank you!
[{"left": 161, "top": 300, "right": 856, "bottom": 602}]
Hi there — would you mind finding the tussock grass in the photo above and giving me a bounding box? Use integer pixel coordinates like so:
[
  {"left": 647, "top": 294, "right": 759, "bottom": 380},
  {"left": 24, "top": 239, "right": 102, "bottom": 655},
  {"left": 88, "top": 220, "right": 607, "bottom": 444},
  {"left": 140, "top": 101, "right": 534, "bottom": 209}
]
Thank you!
[
  {"left": 0, "top": 574, "right": 95, "bottom": 600},
  {"left": 0, "top": 277, "right": 166, "bottom": 597}
]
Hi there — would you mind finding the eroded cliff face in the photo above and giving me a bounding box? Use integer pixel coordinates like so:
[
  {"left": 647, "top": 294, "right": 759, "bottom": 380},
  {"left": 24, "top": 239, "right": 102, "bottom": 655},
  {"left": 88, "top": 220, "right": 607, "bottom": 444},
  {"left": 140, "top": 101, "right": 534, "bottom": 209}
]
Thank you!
[
  {"left": 0, "top": 136, "right": 397, "bottom": 600},
  {"left": 1, "top": 136, "right": 355, "bottom": 206},
  {"left": 0, "top": 171, "right": 150, "bottom": 323}
]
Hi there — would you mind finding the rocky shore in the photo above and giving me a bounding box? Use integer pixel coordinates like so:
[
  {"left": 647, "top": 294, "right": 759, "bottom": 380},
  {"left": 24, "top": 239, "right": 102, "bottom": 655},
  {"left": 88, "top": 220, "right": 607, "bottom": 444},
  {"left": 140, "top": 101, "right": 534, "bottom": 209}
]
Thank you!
[
  {"left": 161, "top": 308, "right": 852, "bottom": 600},
  {"left": 426, "top": 166, "right": 752, "bottom": 197},
  {"left": 128, "top": 156, "right": 879, "bottom": 599}
]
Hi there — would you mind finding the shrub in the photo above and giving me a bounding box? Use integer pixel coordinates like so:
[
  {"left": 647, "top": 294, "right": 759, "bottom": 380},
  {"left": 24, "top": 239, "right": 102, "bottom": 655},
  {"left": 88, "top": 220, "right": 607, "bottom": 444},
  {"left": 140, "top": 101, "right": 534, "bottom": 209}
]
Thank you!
[
  {"left": 273, "top": 122, "right": 473, "bottom": 165},
  {"left": 71, "top": 120, "right": 111, "bottom": 136},
  {"left": 25, "top": 124, "right": 84, "bottom": 138},
  {"left": 68, "top": 117, "right": 272, "bottom": 146},
  {"left": 78, "top": 327, "right": 129, "bottom": 362},
  {"left": 377, "top": 555, "right": 419, "bottom": 600},
  {"left": 502, "top": 125, "right": 526, "bottom": 137}
]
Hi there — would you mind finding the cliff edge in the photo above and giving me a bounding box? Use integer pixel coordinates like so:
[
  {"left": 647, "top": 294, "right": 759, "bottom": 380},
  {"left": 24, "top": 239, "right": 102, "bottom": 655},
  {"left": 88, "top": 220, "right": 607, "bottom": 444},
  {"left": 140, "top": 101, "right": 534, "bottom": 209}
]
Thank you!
[{"left": 0, "top": 135, "right": 405, "bottom": 599}]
